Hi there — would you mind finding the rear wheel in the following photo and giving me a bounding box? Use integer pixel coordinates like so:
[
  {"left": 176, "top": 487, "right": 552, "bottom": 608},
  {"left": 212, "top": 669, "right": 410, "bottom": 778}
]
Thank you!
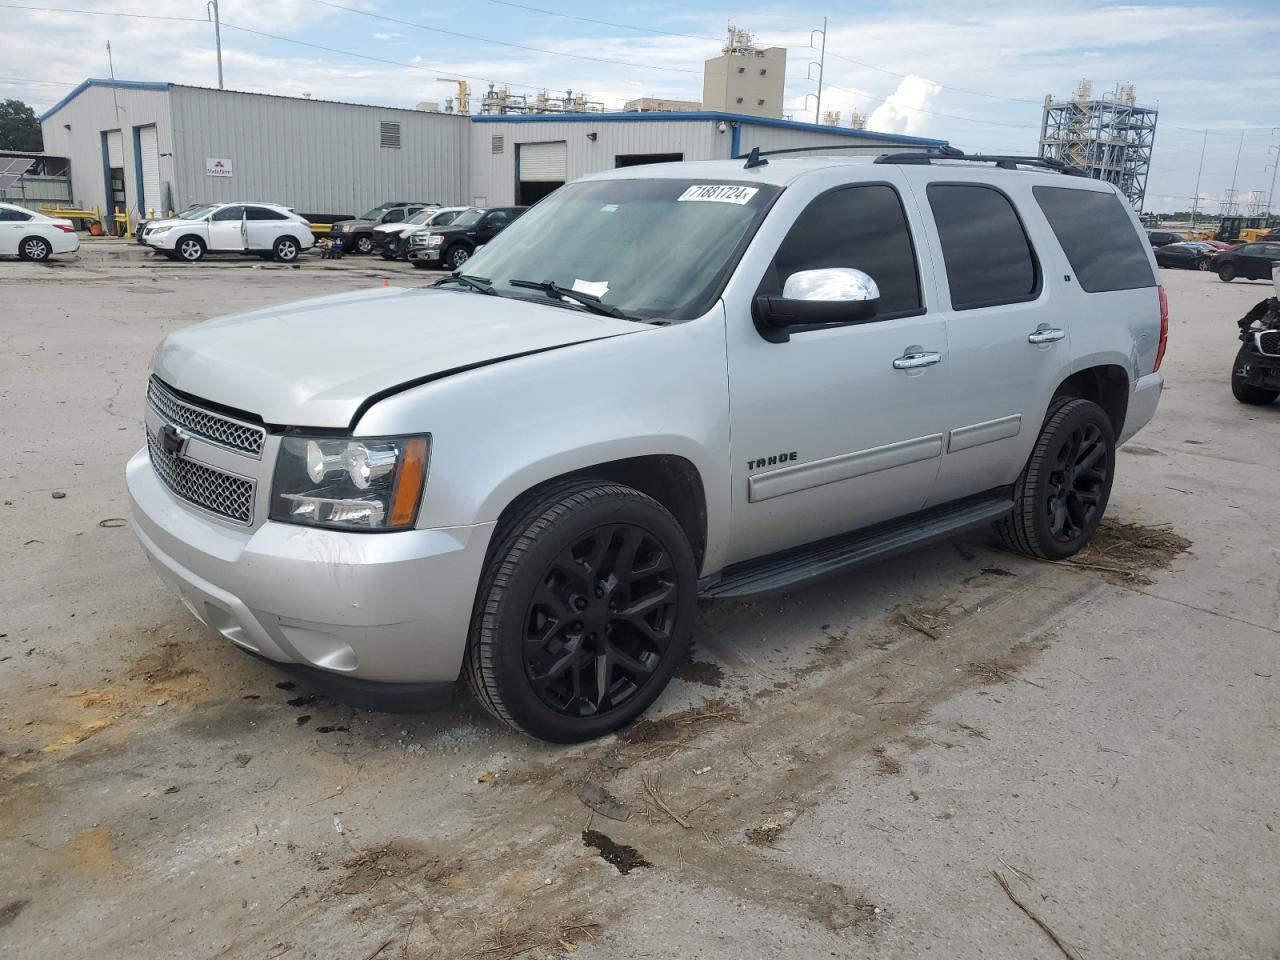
[
  {"left": 176, "top": 235, "right": 205, "bottom": 262},
  {"left": 995, "top": 398, "right": 1115, "bottom": 561},
  {"left": 273, "top": 236, "right": 300, "bottom": 263},
  {"left": 18, "top": 236, "right": 50, "bottom": 261},
  {"left": 1218, "top": 263, "right": 1236, "bottom": 281},
  {"left": 1232, "top": 345, "right": 1280, "bottom": 405},
  {"left": 464, "top": 480, "right": 696, "bottom": 743}
]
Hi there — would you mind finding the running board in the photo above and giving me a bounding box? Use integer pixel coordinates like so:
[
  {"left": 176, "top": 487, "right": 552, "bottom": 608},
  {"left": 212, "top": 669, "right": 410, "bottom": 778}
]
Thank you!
[{"left": 699, "top": 495, "right": 1013, "bottom": 600}]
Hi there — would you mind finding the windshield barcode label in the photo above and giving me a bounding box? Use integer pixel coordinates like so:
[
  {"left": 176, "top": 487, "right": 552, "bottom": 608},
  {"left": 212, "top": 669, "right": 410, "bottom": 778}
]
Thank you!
[{"left": 677, "top": 185, "right": 759, "bottom": 205}]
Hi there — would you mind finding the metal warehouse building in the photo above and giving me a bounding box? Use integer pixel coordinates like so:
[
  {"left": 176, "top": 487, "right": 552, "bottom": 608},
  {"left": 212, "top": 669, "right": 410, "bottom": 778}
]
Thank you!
[{"left": 39, "top": 79, "right": 946, "bottom": 227}]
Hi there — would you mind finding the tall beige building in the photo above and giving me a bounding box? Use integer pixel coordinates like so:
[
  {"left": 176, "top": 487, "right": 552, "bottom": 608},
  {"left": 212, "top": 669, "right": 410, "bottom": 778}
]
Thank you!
[{"left": 702, "top": 26, "right": 787, "bottom": 119}]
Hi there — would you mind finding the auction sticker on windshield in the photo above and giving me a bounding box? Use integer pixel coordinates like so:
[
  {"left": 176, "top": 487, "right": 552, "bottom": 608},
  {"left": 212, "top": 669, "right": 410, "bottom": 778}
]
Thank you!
[{"left": 677, "top": 184, "right": 759, "bottom": 204}]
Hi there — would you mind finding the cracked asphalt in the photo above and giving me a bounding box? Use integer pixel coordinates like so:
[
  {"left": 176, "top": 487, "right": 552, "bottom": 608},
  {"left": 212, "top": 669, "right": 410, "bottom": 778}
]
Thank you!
[{"left": 1, "top": 245, "right": 1277, "bottom": 960}]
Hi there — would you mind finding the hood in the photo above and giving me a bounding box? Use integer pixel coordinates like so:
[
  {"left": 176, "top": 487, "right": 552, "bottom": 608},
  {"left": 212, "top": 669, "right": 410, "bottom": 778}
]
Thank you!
[
  {"left": 152, "top": 286, "right": 642, "bottom": 428},
  {"left": 332, "top": 218, "right": 374, "bottom": 229},
  {"left": 144, "top": 217, "right": 190, "bottom": 230},
  {"left": 372, "top": 222, "right": 410, "bottom": 235}
]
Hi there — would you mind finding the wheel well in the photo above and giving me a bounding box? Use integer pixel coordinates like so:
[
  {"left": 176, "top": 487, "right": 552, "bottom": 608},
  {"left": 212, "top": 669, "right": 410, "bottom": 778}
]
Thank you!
[
  {"left": 1053, "top": 365, "right": 1129, "bottom": 435},
  {"left": 497, "top": 456, "right": 708, "bottom": 569}
]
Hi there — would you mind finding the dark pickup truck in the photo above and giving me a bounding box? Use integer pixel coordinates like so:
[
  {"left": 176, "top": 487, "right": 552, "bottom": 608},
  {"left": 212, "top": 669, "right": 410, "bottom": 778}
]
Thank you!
[
  {"left": 329, "top": 202, "right": 434, "bottom": 254},
  {"left": 404, "top": 206, "right": 526, "bottom": 270}
]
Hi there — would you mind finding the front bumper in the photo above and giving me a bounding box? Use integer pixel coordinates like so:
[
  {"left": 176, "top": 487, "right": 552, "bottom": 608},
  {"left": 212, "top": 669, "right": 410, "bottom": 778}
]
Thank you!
[
  {"left": 126, "top": 447, "right": 495, "bottom": 689},
  {"left": 1118, "top": 371, "right": 1163, "bottom": 445},
  {"left": 406, "top": 245, "right": 443, "bottom": 264}
]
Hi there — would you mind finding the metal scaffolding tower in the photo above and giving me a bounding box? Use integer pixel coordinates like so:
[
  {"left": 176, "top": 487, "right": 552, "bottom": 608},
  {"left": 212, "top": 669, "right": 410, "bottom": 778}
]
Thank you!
[{"left": 1039, "top": 80, "right": 1159, "bottom": 211}]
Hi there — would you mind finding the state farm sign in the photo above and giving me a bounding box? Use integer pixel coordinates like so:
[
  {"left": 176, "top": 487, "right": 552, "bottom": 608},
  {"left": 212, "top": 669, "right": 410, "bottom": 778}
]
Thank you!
[{"left": 205, "top": 158, "right": 234, "bottom": 178}]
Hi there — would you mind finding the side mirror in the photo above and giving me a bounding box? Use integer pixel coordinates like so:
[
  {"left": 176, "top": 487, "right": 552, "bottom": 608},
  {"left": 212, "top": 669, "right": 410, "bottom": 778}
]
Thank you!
[{"left": 754, "top": 268, "right": 881, "bottom": 343}]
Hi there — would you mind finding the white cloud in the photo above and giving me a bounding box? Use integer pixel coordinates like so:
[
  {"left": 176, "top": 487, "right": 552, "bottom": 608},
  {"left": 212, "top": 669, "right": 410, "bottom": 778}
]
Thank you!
[{"left": 867, "top": 76, "right": 942, "bottom": 136}]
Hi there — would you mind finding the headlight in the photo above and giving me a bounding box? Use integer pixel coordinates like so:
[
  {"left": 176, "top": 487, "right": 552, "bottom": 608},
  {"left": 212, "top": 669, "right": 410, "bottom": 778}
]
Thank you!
[
  {"left": 149, "top": 226, "right": 172, "bottom": 235},
  {"left": 332, "top": 224, "right": 346, "bottom": 233},
  {"left": 425, "top": 234, "right": 443, "bottom": 247},
  {"left": 270, "top": 434, "right": 430, "bottom": 531}
]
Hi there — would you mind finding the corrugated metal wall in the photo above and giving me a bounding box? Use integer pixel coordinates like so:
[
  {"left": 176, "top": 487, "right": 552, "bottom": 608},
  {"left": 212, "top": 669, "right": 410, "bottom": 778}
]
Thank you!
[
  {"left": 469, "top": 119, "right": 726, "bottom": 206},
  {"left": 168, "top": 87, "right": 469, "bottom": 215},
  {"left": 736, "top": 122, "right": 921, "bottom": 157},
  {"left": 38, "top": 84, "right": 175, "bottom": 219}
]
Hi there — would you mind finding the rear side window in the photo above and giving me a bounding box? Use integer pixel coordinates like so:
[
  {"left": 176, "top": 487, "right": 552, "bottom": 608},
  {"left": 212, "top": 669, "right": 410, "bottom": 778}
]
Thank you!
[
  {"left": 1034, "top": 186, "right": 1155, "bottom": 293},
  {"left": 0, "top": 208, "right": 32, "bottom": 222},
  {"left": 769, "top": 184, "right": 923, "bottom": 319},
  {"left": 245, "top": 206, "right": 287, "bottom": 221},
  {"left": 927, "top": 183, "right": 1039, "bottom": 310}
]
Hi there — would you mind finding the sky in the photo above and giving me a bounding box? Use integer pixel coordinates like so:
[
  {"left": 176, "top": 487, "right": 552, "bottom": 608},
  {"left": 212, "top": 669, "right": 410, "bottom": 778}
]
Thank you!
[{"left": 2, "top": 0, "right": 1277, "bottom": 214}]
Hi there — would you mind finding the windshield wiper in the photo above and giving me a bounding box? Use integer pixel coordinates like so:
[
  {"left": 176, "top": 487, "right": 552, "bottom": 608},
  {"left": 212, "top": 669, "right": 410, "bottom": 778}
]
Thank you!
[
  {"left": 433, "top": 273, "right": 497, "bottom": 295},
  {"left": 508, "top": 279, "right": 639, "bottom": 321}
]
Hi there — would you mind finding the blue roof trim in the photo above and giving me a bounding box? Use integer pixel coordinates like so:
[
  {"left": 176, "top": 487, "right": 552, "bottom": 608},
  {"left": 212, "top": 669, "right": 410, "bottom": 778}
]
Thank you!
[
  {"left": 39, "top": 79, "right": 171, "bottom": 122},
  {"left": 470, "top": 110, "right": 947, "bottom": 147}
]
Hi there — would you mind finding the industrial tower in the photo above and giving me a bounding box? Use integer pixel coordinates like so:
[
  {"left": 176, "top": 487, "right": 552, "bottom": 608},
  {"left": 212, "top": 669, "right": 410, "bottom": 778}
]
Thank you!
[{"left": 1039, "top": 80, "right": 1159, "bottom": 211}]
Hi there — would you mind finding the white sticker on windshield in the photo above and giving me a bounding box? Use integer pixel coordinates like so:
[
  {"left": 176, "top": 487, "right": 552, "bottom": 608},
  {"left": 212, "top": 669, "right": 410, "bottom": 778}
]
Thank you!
[
  {"left": 572, "top": 278, "right": 609, "bottom": 298},
  {"left": 677, "top": 184, "right": 759, "bottom": 205},
  {"left": 600, "top": 204, "right": 619, "bottom": 213}
]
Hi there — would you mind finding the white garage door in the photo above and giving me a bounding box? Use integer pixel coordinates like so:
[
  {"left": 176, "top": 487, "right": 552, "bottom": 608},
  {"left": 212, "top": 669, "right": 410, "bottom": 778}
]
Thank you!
[
  {"left": 519, "top": 141, "right": 567, "bottom": 182},
  {"left": 106, "top": 129, "right": 124, "bottom": 168},
  {"left": 138, "top": 125, "right": 162, "bottom": 216}
]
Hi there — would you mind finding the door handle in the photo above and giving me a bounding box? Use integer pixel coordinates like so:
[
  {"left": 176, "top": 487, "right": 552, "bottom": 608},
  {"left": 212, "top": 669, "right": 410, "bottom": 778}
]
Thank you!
[
  {"left": 1028, "top": 327, "right": 1066, "bottom": 344},
  {"left": 893, "top": 351, "right": 942, "bottom": 370}
]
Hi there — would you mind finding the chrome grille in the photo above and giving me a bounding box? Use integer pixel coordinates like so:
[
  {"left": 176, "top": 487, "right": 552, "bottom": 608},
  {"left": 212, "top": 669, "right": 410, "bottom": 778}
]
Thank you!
[
  {"left": 147, "top": 377, "right": 265, "bottom": 457},
  {"left": 1257, "top": 330, "right": 1280, "bottom": 357},
  {"left": 147, "top": 429, "right": 255, "bottom": 524}
]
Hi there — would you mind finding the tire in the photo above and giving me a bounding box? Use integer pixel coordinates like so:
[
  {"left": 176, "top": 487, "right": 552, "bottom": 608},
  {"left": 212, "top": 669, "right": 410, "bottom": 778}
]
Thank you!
[
  {"left": 446, "top": 244, "right": 470, "bottom": 270},
  {"left": 1197, "top": 258, "right": 1211, "bottom": 272},
  {"left": 995, "top": 398, "right": 1116, "bottom": 562},
  {"left": 18, "top": 236, "right": 51, "bottom": 261},
  {"left": 464, "top": 480, "right": 697, "bottom": 743},
  {"left": 273, "top": 236, "right": 300, "bottom": 263},
  {"left": 1231, "top": 345, "right": 1280, "bottom": 405},
  {"left": 1218, "top": 263, "right": 1236, "bottom": 282},
  {"left": 354, "top": 234, "right": 373, "bottom": 255},
  {"left": 176, "top": 235, "right": 205, "bottom": 262}
]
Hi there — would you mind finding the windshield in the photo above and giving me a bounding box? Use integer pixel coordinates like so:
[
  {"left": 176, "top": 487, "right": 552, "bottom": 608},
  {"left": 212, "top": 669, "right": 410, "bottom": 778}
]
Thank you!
[
  {"left": 465, "top": 179, "right": 780, "bottom": 321},
  {"left": 447, "top": 209, "right": 483, "bottom": 227},
  {"left": 405, "top": 208, "right": 440, "bottom": 225},
  {"left": 360, "top": 206, "right": 390, "bottom": 220},
  {"left": 177, "top": 204, "right": 215, "bottom": 220},
  {"left": 429, "top": 208, "right": 465, "bottom": 226}
]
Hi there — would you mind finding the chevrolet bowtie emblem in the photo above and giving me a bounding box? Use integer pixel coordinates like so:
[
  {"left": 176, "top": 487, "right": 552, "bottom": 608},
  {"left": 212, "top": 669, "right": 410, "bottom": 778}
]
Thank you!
[{"left": 160, "top": 423, "right": 188, "bottom": 456}]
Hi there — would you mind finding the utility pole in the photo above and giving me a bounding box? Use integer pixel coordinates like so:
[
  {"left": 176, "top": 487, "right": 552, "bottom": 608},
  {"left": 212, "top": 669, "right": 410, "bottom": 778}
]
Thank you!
[
  {"left": 1189, "top": 127, "right": 1207, "bottom": 236},
  {"left": 1227, "top": 129, "right": 1244, "bottom": 211},
  {"left": 207, "top": 0, "right": 224, "bottom": 89},
  {"left": 810, "top": 17, "right": 827, "bottom": 124},
  {"left": 106, "top": 41, "right": 121, "bottom": 124},
  {"left": 1267, "top": 127, "right": 1280, "bottom": 218}
]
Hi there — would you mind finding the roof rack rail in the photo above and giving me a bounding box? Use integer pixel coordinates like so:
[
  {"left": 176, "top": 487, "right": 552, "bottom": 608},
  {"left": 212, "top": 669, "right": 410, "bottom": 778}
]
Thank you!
[
  {"left": 874, "top": 148, "right": 1088, "bottom": 177},
  {"left": 734, "top": 142, "right": 940, "bottom": 167}
]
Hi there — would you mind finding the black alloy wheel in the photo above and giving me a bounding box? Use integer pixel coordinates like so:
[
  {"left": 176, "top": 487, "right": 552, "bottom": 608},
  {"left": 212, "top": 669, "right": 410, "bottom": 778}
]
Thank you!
[
  {"left": 523, "top": 523, "right": 677, "bottom": 718},
  {"left": 995, "top": 398, "right": 1115, "bottom": 561},
  {"left": 465, "top": 480, "right": 696, "bottom": 742}
]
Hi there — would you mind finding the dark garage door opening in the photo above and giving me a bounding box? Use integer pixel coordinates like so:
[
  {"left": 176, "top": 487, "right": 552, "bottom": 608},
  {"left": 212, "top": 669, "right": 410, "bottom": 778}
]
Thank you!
[
  {"left": 517, "top": 141, "right": 567, "bottom": 206},
  {"left": 615, "top": 153, "right": 684, "bottom": 168}
]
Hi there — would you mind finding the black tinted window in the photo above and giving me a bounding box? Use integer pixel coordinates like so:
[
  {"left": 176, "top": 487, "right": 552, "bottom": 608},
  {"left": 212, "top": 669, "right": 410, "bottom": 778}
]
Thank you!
[
  {"left": 210, "top": 206, "right": 243, "bottom": 221},
  {"left": 0, "top": 208, "right": 32, "bottom": 221},
  {"left": 245, "top": 206, "right": 287, "bottom": 220},
  {"left": 1035, "top": 186, "right": 1155, "bottom": 293},
  {"left": 928, "top": 184, "right": 1039, "bottom": 309},
  {"left": 769, "top": 184, "right": 922, "bottom": 318}
]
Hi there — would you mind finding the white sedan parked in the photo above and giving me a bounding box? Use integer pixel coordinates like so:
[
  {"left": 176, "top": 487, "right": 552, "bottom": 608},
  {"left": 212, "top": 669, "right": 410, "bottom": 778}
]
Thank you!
[
  {"left": 140, "top": 202, "right": 313, "bottom": 263},
  {"left": 0, "top": 202, "right": 80, "bottom": 261}
]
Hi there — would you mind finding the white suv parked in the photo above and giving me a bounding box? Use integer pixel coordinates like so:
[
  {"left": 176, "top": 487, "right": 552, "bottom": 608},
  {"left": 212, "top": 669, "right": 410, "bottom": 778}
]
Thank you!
[
  {"left": 127, "top": 150, "right": 1166, "bottom": 742},
  {"left": 141, "top": 202, "right": 313, "bottom": 262}
]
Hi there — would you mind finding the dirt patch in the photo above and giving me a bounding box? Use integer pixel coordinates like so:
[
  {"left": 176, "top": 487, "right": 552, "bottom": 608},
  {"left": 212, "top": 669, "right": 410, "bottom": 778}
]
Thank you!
[
  {"left": 334, "top": 840, "right": 460, "bottom": 896},
  {"left": 582, "top": 829, "right": 651, "bottom": 874},
  {"left": 618, "top": 698, "right": 741, "bottom": 753},
  {"left": 63, "top": 826, "right": 121, "bottom": 878},
  {"left": 1061, "top": 519, "right": 1191, "bottom": 586},
  {"left": 900, "top": 609, "right": 949, "bottom": 641},
  {"left": 675, "top": 659, "right": 725, "bottom": 687},
  {"left": 871, "top": 746, "right": 903, "bottom": 776},
  {"left": 465, "top": 915, "right": 602, "bottom": 960},
  {"left": 0, "top": 899, "right": 29, "bottom": 930},
  {"left": 746, "top": 818, "right": 790, "bottom": 847}
]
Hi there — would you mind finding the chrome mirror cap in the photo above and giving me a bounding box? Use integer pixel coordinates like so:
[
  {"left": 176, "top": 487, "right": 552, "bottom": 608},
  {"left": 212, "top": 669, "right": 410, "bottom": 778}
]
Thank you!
[{"left": 782, "top": 267, "right": 880, "bottom": 303}]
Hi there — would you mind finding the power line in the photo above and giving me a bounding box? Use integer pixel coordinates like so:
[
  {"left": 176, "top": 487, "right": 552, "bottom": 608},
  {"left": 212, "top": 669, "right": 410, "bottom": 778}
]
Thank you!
[{"left": 304, "top": 0, "right": 699, "bottom": 75}]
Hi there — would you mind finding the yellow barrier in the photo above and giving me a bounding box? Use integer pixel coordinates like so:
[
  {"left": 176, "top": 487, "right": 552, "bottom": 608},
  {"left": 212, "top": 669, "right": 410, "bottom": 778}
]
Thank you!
[{"left": 39, "top": 203, "right": 102, "bottom": 223}]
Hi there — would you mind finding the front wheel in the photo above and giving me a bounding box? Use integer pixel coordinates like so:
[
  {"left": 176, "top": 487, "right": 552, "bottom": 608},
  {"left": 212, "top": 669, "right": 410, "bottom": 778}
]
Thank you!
[
  {"left": 19, "top": 236, "right": 51, "bottom": 261},
  {"left": 273, "top": 236, "right": 300, "bottom": 263},
  {"left": 464, "top": 481, "right": 697, "bottom": 743},
  {"left": 176, "top": 235, "right": 206, "bottom": 262},
  {"left": 446, "top": 245, "right": 470, "bottom": 270},
  {"left": 1232, "top": 345, "right": 1280, "bottom": 405},
  {"left": 354, "top": 234, "right": 373, "bottom": 255},
  {"left": 1219, "top": 263, "right": 1236, "bottom": 282},
  {"left": 995, "top": 398, "right": 1115, "bottom": 561}
]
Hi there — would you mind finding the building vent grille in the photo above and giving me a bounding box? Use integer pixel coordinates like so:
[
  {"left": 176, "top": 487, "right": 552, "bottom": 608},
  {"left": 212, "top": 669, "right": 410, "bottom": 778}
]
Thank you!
[
  {"left": 491, "top": 135, "right": 504, "bottom": 155},
  {"left": 380, "top": 121, "right": 402, "bottom": 149}
]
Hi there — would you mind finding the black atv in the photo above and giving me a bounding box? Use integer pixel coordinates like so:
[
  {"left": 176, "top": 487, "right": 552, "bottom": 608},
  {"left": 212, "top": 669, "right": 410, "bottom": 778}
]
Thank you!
[{"left": 1233, "top": 293, "right": 1280, "bottom": 405}]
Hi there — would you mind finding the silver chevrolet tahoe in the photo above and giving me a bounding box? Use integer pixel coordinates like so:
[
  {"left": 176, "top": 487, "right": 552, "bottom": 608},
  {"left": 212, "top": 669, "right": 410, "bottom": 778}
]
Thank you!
[{"left": 127, "top": 151, "right": 1166, "bottom": 742}]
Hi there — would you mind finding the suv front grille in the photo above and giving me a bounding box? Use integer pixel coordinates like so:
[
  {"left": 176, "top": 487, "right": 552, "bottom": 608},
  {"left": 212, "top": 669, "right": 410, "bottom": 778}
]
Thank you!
[
  {"left": 147, "top": 429, "right": 255, "bottom": 524},
  {"left": 1258, "top": 330, "right": 1280, "bottom": 357},
  {"left": 147, "top": 377, "right": 265, "bottom": 456}
]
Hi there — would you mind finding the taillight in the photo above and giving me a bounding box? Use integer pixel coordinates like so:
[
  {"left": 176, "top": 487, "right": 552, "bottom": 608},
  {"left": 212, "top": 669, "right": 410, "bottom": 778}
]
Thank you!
[
  {"left": 55, "top": 224, "right": 76, "bottom": 234},
  {"left": 1154, "top": 284, "right": 1169, "bottom": 372}
]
